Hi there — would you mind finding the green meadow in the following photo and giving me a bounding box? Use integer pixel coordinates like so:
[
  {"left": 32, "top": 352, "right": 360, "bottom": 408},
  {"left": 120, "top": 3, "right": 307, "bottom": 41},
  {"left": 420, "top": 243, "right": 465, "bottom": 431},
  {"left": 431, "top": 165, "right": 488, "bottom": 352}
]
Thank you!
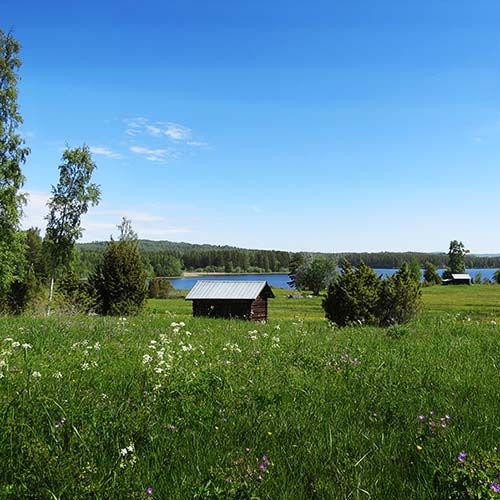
[{"left": 2, "top": 285, "right": 500, "bottom": 499}]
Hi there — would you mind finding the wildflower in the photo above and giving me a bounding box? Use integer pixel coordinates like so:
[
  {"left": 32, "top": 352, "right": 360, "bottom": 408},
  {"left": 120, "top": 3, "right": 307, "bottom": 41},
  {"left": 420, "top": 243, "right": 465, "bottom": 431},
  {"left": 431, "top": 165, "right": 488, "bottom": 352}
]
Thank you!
[
  {"left": 267, "top": 431, "right": 272, "bottom": 436},
  {"left": 31, "top": 371, "right": 41, "bottom": 378},
  {"left": 4, "top": 337, "right": 13, "bottom": 342},
  {"left": 416, "top": 445, "right": 423, "bottom": 451},
  {"left": 143, "top": 354, "right": 153, "bottom": 364},
  {"left": 257, "top": 475, "right": 263, "bottom": 481},
  {"left": 52, "top": 371, "right": 63, "bottom": 379},
  {"left": 261, "top": 455, "right": 269, "bottom": 462},
  {"left": 259, "top": 462, "right": 268, "bottom": 470},
  {"left": 120, "top": 448, "right": 128, "bottom": 456},
  {"left": 245, "top": 447, "right": 251, "bottom": 453},
  {"left": 215, "top": 426, "right": 219, "bottom": 430},
  {"left": 12, "top": 341, "right": 20, "bottom": 348},
  {"left": 458, "top": 451, "right": 467, "bottom": 462},
  {"left": 22, "top": 343, "right": 32, "bottom": 349},
  {"left": 147, "top": 487, "right": 153, "bottom": 495},
  {"left": 490, "top": 482, "right": 500, "bottom": 493},
  {"left": 418, "top": 415, "right": 426, "bottom": 421}
]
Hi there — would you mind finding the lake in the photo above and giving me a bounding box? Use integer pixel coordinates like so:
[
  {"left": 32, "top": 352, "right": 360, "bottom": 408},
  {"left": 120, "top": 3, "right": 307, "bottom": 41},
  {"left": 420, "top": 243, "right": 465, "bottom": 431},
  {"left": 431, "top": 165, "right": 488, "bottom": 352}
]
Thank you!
[{"left": 168, "top": 268, "right": 498, "bottom": 290}]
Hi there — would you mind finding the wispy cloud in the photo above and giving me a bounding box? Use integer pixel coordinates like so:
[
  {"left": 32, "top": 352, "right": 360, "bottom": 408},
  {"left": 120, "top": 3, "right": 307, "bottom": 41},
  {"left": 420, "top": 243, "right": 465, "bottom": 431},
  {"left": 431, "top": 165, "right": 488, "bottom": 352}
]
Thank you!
[
  {"left": 129, "top": 146, "right": 177, "bottom": 163},
  {"left": 90, "top": 146, "right": 123, "bottom": 159},
  {"left": 124, "top": 117, "right": 207, "bottom": 147}
]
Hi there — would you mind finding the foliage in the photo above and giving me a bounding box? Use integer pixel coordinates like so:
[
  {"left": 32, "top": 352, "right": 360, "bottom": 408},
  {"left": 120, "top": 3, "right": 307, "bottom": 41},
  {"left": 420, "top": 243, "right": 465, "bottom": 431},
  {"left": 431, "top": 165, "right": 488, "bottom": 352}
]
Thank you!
[
  {"left": 323, "top": 260, "right": 381, "bottom": 326},
  {"left": 148, "top": 278, "right": 177, "bottom": 299},
  {"left": 323, "top": 260, "right": 421, "bottom": 326},
  {"left": 0, "top": 29, "right": 30, "bottom": 301},
  {"left": 293, "top": 256, "right": 337, "bottom": 295},
  {"left": 444, "top": 240, "right": 469, "bottom": 277},
  {"left": 494, "top": 269, "right": 500, "bottom": 285},
  {"left": 443, "top": 450, "right": 500, "bottom": 499},
  {"left": 423, "top": 261, "right": 441, "bottom": 285},
  {"left": 376, "top": 263, "right": 422, "bottom": 326},
  {"left": 45, "top": 146, "right": 100, "bottom": 313},
  {"left": 91, "top": 218, "right": 148, "bottom": 315},
  {"left": 45, "top": 146, "right": 100, "bottom": 272},
  {"left": 287, "top": 252, "right": 305, "bottom": 287}
]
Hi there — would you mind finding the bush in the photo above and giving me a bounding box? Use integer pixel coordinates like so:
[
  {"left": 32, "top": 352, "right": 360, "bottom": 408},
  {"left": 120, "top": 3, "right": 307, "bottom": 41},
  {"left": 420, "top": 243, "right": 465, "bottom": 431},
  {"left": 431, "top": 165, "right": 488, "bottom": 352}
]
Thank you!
[
  {"left": 148, "top": 278, "right": 176, "bottom": 298},
  {"left": 323, "top": 260, "right": 421, "bottom": 327},
  {"left": 376, "top": 263, "right": 421, "bottom": 326},
  {"left": 90, "top": 220, "right": 147, "bottom": 315},
  {"left": 322, "top": 260, "right": 381, "bottom": 326}
]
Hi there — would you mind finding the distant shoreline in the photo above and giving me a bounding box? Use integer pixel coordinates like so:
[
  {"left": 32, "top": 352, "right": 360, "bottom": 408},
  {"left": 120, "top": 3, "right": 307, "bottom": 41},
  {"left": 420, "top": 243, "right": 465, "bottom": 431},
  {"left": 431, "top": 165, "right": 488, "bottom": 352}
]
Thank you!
[{"left": 180, "top": 271, "right": 289, "bottom": 278}]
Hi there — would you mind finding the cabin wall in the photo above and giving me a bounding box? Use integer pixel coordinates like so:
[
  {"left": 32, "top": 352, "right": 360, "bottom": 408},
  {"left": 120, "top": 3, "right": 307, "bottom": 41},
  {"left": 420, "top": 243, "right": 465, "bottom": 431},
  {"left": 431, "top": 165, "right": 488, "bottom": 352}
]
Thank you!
[
  {"left": 250, "top": 296, "right": 268, "bottom": 322},
  {"left": 192, "top": 299, "right": 253, "bottom": 319}
]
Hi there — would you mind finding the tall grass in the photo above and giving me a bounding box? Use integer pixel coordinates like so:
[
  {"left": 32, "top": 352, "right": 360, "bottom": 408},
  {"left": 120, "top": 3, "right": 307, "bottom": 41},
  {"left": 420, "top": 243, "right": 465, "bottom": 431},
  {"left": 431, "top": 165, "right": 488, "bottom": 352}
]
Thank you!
[{"left": 2, "top": 304, "right": 500, "bottom": 498}]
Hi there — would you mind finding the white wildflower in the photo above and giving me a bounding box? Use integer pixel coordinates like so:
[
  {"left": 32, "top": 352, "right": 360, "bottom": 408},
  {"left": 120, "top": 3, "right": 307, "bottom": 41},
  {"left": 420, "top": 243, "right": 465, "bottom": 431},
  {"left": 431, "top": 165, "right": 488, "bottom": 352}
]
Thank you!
[
  {"left": 81, "top": 362, "right": 90, "bottom": 370},
  {"left": 120, "top": 448, "right": 128, "bottom": 456},
  {"left": 22, "top": 343, "right": 32, "bottom": 349},
  {"left": 179, "top": 322, "right": 185, "bottom": 327},
  {"left": 4, "top": 337, "right": 13, "bottom": 342},
  {"left": 12, "top": 341, "right": 20, "bottom": 348},
  {"left": 31, "top": 371, "right": 41, "bottom": 378},
  {"left": 185, "top": 331, "right": 192, "bottom": 336},
  {"left": 143, "top": 354, "right": 153, "bottom": 364},
  {"left": 52, "top": 371, "right": 63, "bottom": 379}
]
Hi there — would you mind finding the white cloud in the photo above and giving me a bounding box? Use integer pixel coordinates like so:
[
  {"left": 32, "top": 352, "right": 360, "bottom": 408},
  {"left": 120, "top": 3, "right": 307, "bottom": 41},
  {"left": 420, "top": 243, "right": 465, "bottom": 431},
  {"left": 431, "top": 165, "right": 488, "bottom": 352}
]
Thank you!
[
  {"left": 90, "top": 146, "right": 123, "bottom": 159},
  {"left": 124, "top": 117, "right": 206, "bottom": 147},
  {"left": 129, "top": 146, "right": 172, "bottom": 162},
  {"left": 164, "top": 123, "right": 192, "bottom": 141}
]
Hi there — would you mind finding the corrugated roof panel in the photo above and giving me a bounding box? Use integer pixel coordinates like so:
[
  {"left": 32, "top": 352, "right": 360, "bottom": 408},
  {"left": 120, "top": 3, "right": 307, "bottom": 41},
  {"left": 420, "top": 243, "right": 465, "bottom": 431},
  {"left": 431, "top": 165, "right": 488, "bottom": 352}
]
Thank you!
[{"left": 185, "top": 280, "right": 269, "bottom": 300}]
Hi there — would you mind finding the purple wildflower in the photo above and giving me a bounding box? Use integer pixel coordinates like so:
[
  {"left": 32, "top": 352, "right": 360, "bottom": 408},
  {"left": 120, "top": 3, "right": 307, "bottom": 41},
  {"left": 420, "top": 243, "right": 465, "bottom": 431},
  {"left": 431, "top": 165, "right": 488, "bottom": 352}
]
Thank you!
[
  {"left": 147, "top": 486, "right": 153, "bottom": 495},
  {"left": 259, "top": 462, "right": 268, "bottom": 471},
  {"left": 418, "top": 415, "right": 425, "bottom": 421},
  {"left": 261, "top": 455, "right": 269, "bottom": 462},
  {"left": 458, "top": 451, "right": 467, "bottom": 462},
  {"left": 490, "top": 482, "right": 500, "bottom": 493}
]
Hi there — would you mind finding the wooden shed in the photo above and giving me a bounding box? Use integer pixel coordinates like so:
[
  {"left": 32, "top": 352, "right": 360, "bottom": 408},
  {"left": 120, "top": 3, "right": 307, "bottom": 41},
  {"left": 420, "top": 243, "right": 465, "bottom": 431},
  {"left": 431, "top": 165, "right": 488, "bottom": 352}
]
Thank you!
[
  {"left": 442, "top": 273, "right": 472, "bottom": 285},
  {"left": 185, "top": 280, "right": 275, "bottom": 321}
]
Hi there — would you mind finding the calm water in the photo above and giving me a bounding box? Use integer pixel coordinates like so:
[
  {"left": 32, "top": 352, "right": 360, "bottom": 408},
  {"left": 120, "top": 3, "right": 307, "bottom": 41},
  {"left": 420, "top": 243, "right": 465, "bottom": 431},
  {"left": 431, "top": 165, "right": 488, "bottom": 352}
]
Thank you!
[{"left": 169, "top": 269, "right": 498, "bottom": 290}]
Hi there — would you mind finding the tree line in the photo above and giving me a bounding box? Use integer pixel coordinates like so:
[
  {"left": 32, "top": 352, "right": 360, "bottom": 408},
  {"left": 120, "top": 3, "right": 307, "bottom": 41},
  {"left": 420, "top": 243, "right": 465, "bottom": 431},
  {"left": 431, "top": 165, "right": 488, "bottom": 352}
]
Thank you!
[{"left": 74, "top": 244, "right": 500, "bottom": 279}]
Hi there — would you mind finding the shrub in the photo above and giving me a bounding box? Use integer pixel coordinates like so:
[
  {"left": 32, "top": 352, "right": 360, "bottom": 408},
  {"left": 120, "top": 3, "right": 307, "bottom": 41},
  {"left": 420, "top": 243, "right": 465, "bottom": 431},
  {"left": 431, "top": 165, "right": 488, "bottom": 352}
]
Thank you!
[
  {"left": 148, "top": 278, "right": 176, "bottom": 298},
  {"left": 376, "top": 263, "right": 421, "bottom": 326},
  {"left": 322, "top": 260, "right": 381, "bottom": 326},
  {"left": 323, "top": 260, "right": 421, "bottom": 327},
  {"left": 90, "top": 219, "right": 147, "bottom": 315}
]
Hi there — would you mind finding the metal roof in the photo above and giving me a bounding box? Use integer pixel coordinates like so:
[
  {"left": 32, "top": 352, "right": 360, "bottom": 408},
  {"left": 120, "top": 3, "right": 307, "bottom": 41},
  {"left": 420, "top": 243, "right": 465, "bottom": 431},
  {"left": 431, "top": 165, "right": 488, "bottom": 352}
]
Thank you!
[
  {"left": 185, "top": 280, "right": 274, "bottom": 300},
  {"left": 451, "top": 273, "right": 471, "bottom": 279}
]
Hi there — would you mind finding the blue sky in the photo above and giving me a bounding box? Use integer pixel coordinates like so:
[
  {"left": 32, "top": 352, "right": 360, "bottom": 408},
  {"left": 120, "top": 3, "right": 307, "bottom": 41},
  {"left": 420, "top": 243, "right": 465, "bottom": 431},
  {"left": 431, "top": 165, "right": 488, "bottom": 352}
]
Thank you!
[{"left": 5, "top": 0, "right": 500, "bottom": 252}]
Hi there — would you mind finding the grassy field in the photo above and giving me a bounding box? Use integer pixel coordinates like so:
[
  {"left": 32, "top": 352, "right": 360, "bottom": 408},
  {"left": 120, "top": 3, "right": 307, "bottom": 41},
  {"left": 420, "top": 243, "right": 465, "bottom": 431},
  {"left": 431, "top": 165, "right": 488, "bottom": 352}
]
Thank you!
[{"left": 2, "top": 285, "right": 500, "bottom": 498}]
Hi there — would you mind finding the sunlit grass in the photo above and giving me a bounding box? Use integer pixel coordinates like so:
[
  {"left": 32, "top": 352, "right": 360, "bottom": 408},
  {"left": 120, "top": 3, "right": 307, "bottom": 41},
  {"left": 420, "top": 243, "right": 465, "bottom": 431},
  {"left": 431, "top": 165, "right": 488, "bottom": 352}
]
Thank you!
[{"left": 1, "top": 286, "right": 500, "bottom": 498}]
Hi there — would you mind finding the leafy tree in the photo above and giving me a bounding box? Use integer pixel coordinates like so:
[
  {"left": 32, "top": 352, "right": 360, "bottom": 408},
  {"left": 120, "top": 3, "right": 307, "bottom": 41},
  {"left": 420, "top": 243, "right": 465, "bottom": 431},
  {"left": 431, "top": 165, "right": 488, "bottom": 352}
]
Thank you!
[
  {"left": 444, "top": 240, "right": 469, "bottom": 277},
  {"left": 408, "top": 258, "right": 422, "bottom": 283},
  {"left": 293, "top": 256, "right": 337, "bottom": 295},
  {"left": 45, "top": 145, "right": 100, "bottom": 313},
  {"left": 288, "top": 252, "right": 305, "bottom": 288},
  {"left": 323, "top": 260, "right": 381, "bottom": 326},
  {"left": 0, "top": 29, "right": 30, "bottom": 306},
  {"left": 423, "top": 261, "right": 441, "bottom": 285},
  {"left": 91, "top": 218, "right": 148, "bottom": 315}
]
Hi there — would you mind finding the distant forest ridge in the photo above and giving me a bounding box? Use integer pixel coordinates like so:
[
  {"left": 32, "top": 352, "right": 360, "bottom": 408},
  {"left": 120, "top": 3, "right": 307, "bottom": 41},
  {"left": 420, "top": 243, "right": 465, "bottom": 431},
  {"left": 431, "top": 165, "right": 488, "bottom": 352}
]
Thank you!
[{"left": 76, "top": 240, "right": 500, "bottom": 277}]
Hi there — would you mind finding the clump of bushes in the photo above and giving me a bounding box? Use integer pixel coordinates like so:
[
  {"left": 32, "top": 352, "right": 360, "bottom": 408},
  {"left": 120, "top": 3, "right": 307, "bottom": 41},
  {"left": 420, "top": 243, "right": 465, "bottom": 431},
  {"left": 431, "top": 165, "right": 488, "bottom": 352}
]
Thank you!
[
  {"left": 322, "top": 259, "right": 421, "bottom": 326},
  {"left": 148, "top": 278, "right": 177, "bottom": 299}
]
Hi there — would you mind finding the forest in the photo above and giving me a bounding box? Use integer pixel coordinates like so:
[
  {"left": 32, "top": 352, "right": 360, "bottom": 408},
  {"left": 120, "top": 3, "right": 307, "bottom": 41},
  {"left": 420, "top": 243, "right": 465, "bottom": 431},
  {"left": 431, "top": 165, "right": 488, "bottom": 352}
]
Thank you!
[{"left": 75, "top": 240, "right": 500, "bottom": 277}]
